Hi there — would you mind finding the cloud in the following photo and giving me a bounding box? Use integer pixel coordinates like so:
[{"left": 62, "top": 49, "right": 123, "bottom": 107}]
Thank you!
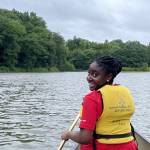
[{"left": 0, "top": 0, "right": 150, "bottom": 44}]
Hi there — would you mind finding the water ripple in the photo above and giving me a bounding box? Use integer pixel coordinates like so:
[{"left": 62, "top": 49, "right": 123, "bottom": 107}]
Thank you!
[{"left": 0, "top": 72, "right": 149, "bottom": 150}]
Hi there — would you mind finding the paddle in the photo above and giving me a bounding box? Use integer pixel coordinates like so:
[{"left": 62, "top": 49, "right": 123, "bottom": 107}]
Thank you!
[{"left": 57, "top": 113, "right": 80, "bottom": 150}]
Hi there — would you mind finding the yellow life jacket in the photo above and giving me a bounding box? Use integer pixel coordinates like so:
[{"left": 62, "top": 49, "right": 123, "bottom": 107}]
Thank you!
[{"left": 96, "top": 85, "right": 135, "bottom": 144}]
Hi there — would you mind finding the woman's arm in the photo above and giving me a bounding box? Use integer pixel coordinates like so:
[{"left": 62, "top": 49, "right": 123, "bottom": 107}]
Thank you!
[
  {"left": 61, "top": 91, "right": 102, "bottom": 144},
  {"left": 61, "top": 128, "right": 93, "bottom": 144}
]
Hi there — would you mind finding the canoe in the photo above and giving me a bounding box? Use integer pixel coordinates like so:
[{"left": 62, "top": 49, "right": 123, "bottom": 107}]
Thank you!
[
  {"left": 74, "top": 132, "right": 150, "bottom": 150},
  {"left": 135, "top": 132, "right": 150, "bottom": 150}
]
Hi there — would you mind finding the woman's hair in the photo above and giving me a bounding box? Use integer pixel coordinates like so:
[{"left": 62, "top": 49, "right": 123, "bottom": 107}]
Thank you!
[{"left": 94, "top": 56, "right": 122, "bottom": 83}]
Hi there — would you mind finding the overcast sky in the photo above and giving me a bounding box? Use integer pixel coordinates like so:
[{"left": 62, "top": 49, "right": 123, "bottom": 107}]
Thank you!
[{"left": 0, "top": 0, "right": 150, "bottom": 45}]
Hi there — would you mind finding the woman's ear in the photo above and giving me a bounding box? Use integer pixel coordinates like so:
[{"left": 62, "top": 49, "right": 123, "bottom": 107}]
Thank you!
[{"left": 106, "top": 73, "right": 113, "bottom": 82}]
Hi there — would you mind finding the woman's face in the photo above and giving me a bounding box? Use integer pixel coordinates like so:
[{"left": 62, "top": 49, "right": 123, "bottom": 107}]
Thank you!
[{"left": 87, "top": 61, "right": 111, "bottom": 91}]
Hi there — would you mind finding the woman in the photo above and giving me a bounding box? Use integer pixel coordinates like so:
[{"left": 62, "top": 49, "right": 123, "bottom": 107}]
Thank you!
[{"left": 61, "top": 56, "right": 137, "bottom": 150}]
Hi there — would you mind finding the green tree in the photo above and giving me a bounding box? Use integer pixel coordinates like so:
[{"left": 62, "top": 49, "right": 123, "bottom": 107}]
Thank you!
[
  {"left": 0, "top": 15, "right": 26, "bottom": 68},
  {"left": 51, "top": 33, "right": 68, "bottom": 70},
  {"left": 113, "top": 41, "right": 147, "bottom": 67}
]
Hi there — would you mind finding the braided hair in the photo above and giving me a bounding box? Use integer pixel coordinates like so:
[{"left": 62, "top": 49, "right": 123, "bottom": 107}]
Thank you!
[{"left": 94, "top": 56, "right": 122, "bottom": 84}]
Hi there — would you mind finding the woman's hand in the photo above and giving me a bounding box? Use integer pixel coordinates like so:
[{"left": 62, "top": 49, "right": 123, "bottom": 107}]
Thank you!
[
  {"left": 61, "top": 129, "right": 93, "bottom": 144},
  {"left": 61, "top": 131, "right": 70, "bottom": 140}
]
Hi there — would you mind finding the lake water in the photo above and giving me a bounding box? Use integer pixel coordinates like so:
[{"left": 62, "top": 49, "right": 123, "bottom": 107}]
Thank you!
[{"left": 0, "top": 72, "right": 150, "bottom": 150}]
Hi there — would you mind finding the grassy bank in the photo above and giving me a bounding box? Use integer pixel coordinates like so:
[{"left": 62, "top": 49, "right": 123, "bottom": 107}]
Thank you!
[
  {"left": 122, "top": 67, "right": 150, "bottom": 72},
  {"left": 0, "top": 66, "right": 150, "bottom": 73},
  {"left": 0, "top": 66, "right": 59, "bottom": 73}
]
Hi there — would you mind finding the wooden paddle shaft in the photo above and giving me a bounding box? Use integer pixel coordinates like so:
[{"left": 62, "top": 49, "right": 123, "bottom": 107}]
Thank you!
[{"left": 57, "top": 113, "right": 80, "bottom": 150}]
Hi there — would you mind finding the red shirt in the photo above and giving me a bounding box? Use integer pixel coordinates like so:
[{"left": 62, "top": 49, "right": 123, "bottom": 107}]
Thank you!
[{"left": 79, "top": 90, "right": 137, "bottom": 150}]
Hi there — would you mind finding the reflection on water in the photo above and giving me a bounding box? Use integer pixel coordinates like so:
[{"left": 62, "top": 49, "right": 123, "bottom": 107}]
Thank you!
[{"left": 0, "top": 72, "right": 150, "bottom": 150}]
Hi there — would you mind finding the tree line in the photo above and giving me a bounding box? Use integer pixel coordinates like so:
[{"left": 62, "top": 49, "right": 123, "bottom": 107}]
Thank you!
[{"left": 0, "top": 8, "right": 150, "bottom": 72}]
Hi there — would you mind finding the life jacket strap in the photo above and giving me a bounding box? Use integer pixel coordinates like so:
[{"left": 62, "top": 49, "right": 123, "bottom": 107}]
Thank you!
[{"left": 95, "top": 132, "right": 132, "bottom": 139}]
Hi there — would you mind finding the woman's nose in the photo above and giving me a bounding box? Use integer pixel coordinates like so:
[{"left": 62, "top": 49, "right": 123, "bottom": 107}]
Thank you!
[{"left": 87, "top": 74, "right": 92, "bottom": 82}]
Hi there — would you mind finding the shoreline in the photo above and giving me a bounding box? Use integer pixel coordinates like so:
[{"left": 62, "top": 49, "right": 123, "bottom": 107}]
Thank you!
[{"left": 0, "top": 67, "right": 150, "bottom": 73}]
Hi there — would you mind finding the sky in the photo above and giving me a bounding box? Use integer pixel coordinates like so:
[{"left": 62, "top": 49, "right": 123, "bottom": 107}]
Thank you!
[{"left": 0, "top": 0, "right": 150, "bottom": 45}]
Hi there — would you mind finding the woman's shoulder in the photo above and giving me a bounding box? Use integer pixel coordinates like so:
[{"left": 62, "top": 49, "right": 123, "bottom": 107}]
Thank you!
[{"left": 84, "top": 90, "right": 102, "bottom": 101}]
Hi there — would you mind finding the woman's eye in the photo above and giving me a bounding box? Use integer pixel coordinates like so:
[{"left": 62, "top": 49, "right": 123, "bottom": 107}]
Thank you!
[
  {"left": 93, "top": 72, "right": 97, "bottom": 77},
  {"left": 88, "top": 71, "right": 98, "bottom": 78}
]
